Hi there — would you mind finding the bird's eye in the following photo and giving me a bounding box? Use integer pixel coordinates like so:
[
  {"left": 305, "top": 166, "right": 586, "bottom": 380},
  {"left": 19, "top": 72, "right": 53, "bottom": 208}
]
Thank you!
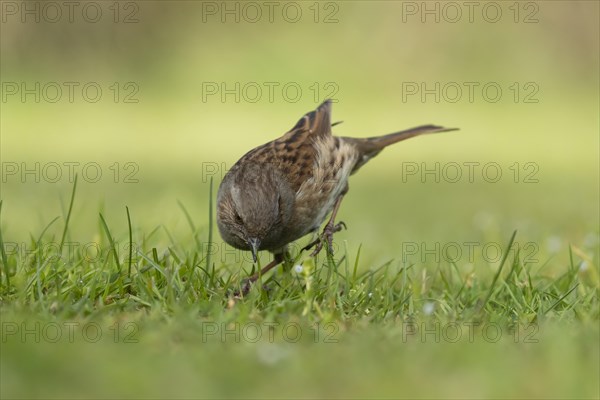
[{"left": 234, "top": 212, "right": 243, "bottom": 224}]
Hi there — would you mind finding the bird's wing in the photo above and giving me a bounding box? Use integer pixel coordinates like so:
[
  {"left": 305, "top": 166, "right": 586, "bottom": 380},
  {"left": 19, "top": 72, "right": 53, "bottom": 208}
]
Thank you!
[
  {"left": 237, "top": 100, "right": 333, "bottom": 192},
  {"left": 281, "top": 99, "right": 332, "bottom": 141}
]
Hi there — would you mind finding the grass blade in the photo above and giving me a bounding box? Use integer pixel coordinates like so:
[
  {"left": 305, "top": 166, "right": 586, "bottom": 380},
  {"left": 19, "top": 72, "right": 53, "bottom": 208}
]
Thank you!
[
  {"left": 177, "top": 200, "right": 200, "bottom": 250},
  {"left": 0, "top": 200, "right": 10, "bottom": 287},
  {"left": 206, "top": 176, "right": 214, "bottom": 272},
  {"left": 59, "top": 174, "right": 78, "bottom": 252},
  {"left": 99, "top": 213, "right": 122, "bottom": 274},
  {"left": 479, "top": 230, "right": 518, "bottom": 312},
  {"left": 543, "top": 284, "right": 580, "bottom": 316},
  {"left": 126, "top": 206, "right": 133, "bottom": 279},
  {"left": 352, "top": 244, "right": 362, "bottom": 282}
]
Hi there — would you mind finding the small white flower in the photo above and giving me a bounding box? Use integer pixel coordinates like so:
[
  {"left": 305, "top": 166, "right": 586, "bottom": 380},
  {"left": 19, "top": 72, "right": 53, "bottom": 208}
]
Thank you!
[
  {"left": 293, "top": 264, "right": 303, "bottom": 274},
  {"left": 423, "top": 302, "right": 435, "bottom": 316},
  {"left": 579, "top": 261, "right": 589, "bottom": 272},
  {"left": 368, "top": 292, "right": 373, "bottom": 298}
]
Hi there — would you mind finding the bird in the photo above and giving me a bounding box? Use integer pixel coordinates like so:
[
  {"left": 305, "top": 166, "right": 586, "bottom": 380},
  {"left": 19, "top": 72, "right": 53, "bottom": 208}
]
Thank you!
[{"left": 216, "top": 99, "right": 457, "bottom": 293}]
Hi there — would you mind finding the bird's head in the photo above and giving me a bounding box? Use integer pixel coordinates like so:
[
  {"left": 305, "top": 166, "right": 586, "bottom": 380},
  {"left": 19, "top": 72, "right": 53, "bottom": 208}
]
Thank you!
[{"left": 216, "top": 162, "right": 293, "bottom": 262}]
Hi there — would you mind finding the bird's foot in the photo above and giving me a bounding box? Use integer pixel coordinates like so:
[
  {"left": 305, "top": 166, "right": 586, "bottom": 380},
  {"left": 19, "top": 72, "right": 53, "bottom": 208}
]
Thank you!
[
  {"left": 232, "top": 278, "right": 254, "bottom": 298},
  {"left": 232, "top": 256, "right": 284, "bottom": 298},
  {"left": 233, "top": 276, "right": 275, "bottom": 298},
  {"left": 308, "top": 221, "right": 346, "bottom": 257}
]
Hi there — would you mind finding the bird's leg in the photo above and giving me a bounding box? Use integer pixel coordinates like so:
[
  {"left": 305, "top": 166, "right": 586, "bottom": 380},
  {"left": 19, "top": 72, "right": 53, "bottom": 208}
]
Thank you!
[
  {"left": 236, "top": 252, "right": 285, "bottom": 297},
  {"left": 249, "top": 252, "right": 286, "bottom": 282},
  {"left": 304, "top": 194, "right": 346, "bottom": 256}
]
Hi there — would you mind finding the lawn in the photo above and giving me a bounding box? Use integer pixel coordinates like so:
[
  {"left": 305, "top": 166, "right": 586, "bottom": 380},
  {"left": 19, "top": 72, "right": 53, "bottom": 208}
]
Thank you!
[{"left": 1, "top": 173, "right": 598, "bottom": 398}]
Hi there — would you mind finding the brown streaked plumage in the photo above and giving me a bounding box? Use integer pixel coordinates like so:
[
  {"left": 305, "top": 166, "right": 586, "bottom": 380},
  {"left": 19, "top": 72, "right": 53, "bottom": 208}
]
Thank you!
[{"left": 216, "top": 100, "right": 457, "bottom": 293}]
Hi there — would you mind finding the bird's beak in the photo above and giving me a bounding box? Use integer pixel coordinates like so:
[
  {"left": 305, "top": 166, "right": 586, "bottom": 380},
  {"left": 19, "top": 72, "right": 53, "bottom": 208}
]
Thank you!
[{"left": 248, "top": 238, "right": 261, "bottom": 263}]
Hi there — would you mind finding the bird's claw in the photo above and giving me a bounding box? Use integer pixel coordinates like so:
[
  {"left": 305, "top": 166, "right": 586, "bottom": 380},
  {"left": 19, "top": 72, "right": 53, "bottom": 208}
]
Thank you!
[
  {"left": 334, "top": 221, "right": 347, "bottom": 232},
  {"left": 310, "top": 220, "right": 346, "bottom": 256},
  {"left": 233, "top": 278, "right": 272, "bottom": 299},
  {"left": 232, "top": 278, "right": 253, "bottom": 298}
]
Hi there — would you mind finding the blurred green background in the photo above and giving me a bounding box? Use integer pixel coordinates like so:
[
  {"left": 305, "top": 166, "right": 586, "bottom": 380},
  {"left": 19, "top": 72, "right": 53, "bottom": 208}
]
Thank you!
[
  {"left": 1, "top": 1, "right": 598, "bottom": 265},
  {"left": 1, "top": 1, "right": 599, "bottom": 398}
]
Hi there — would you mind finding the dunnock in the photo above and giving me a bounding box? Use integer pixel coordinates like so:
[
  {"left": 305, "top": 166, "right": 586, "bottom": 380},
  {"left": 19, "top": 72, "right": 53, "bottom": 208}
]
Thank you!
[{"left": 217, "top": 100, "right": 456, "bottom": 291}]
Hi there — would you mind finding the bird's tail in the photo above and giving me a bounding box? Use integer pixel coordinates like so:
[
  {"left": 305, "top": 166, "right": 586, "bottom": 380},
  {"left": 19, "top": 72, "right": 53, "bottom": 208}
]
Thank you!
[
  {"left": 366, "top": 125, "right": 457, "bottom": 148},
  {"left": 345, "top": 125, "right": 458, "bottom": 173}
]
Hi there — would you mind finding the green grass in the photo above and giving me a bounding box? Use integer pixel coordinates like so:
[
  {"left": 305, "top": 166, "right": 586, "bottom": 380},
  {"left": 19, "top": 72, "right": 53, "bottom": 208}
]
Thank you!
[{"left": 1, "top": 178, "right": 598, "bottom": 399}]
